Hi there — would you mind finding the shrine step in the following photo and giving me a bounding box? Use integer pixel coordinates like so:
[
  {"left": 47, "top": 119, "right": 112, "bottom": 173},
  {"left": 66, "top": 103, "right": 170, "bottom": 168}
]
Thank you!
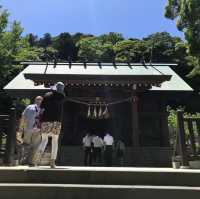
[
  {"left": 0, "top": 167, "right": 200, "bottom": 187},
  {"left": 0, "top": 184, "right": 199, "bottom": 199}
]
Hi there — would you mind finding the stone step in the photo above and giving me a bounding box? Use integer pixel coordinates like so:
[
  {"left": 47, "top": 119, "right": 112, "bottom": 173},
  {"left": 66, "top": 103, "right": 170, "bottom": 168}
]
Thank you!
[
  {"left": 0, "top": 167, "right": 200, "bottom": 187},
  {"left": 0, "top": 183, "right": 199, "bottom": 199}
]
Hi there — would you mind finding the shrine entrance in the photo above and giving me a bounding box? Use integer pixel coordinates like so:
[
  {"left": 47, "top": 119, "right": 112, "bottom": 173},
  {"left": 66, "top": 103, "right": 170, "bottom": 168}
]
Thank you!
[
  {"left": 84, "top": 118, "right": 113, "bottom": 136},
  {"left": 61, "top": 99, "right": 132, "bottom": 146}
]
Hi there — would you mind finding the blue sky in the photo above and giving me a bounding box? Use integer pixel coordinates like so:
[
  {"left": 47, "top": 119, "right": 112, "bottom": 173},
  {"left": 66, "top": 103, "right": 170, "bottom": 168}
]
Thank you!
[{"left": 1, "top": 0, "right": 183, "bottom": 39}]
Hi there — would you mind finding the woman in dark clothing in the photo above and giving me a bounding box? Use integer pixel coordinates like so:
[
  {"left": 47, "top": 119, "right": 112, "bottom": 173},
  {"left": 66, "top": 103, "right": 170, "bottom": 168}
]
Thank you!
[{"left": 33, "top": 82, "right": 65, "bottom": 168}]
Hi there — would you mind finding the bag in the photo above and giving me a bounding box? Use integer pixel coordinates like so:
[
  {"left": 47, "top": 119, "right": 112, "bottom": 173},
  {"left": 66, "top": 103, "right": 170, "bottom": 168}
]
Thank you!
[
  {"left": 32, "top": 106, "right": 43, "bottom": 133},
  {"left": 16, "top": 131, "right": 24, "bottom": 145},
  {"left": 32, "top": 114, "right": 42, "bottom": 133}
]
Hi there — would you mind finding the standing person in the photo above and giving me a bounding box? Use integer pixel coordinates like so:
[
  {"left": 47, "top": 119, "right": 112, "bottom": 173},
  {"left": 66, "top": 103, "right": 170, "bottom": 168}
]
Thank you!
[
  {"left": 115, "top": 140, "right": 126, "bottom": 166},
  {"left": 92, "top": 135, "right": 104, "bottom": 164},
  {"left": 103, "top": 133, "right": 114, "bottom": 167},
  {"left": 34, "top": 82, "right": 65, "bottom": 168},
  {"left": 20, "top": 96, "right": 43, "bottom": 166},
  {"left": 82, "top": 133, "right": 93, "bottom": 166}
]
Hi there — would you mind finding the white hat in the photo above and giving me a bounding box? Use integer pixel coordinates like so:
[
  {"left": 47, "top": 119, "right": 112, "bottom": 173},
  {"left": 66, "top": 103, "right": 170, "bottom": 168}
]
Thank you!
[{"left": 52, "top": 82, "right": 65, "bottom": 94}]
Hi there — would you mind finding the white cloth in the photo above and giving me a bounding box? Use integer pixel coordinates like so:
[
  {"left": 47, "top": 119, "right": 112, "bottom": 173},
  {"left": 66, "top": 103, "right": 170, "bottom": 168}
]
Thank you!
[
  {"left": 38, "top": 133, "right": 59, "bottom": 160},
  {"left": 23, "top": 130, "right": 41, "bottom": 146},
  {"left": 83, "top": 135, "right": 92, "bottom": 147},
  {"left": 92, "top": 136, "right": 104, "bottom": 148},
  {"left": 104, "top": 134, "right": 114, "bottom": 146},
  {"left": 23, "top": 130, "right": 41, "bottom": 163}
]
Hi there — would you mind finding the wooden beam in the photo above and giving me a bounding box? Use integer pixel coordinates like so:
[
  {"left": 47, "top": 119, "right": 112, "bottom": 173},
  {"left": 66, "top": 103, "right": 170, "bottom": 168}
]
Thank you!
[{"left": 24, "top": 73, "right": 172, "bottom": 82}]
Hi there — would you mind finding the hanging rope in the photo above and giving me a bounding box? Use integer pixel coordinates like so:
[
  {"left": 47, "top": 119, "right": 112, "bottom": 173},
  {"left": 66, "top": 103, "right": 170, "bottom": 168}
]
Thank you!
[
  {"left": 65, "top": 97, "right": 133, "bottom": 107},
  {"left": 65, "top": 96, "right": 134, "bottom": 120},
  {"left": 107, "top": 97, "right": 132, "bottom": 106},
  {"left": 65, "top": 97, "right": 89, "bottom": 106}
]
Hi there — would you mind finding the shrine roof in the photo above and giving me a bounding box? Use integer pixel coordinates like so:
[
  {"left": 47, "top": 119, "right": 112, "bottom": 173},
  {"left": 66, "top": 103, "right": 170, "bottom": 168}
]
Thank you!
[
  {"left": 22, "top": 62, "right": 173, "bottom": 76},
  {"left": 4, "top": 62, "right": 193, "bottom": 96}
]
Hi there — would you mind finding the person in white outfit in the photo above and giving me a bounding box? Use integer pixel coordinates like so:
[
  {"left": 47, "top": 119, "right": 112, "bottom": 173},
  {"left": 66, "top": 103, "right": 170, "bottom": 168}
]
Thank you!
[
  {"left": 103, "top": 133, "right": 114, "bottom": 166},
  {"left": 20, "top": 96, "right": 43, "bottom": 165},
  {"left": 83, "top": 133, "right": 93, "bottom": 166},
  {"left": 92, "top": 135, "right": 104, "bottom": 163}
]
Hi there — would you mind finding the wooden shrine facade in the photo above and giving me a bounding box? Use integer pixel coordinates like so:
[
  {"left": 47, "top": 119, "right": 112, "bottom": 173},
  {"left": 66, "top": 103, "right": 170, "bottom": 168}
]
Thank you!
[{"left": 4, "top": 62, "right": 193, "bottom": 166}]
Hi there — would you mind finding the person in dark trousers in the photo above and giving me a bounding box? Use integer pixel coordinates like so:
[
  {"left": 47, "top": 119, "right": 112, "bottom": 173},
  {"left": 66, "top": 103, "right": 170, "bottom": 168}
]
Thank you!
[
  {"left": 33, "top": 82, "right": 65, "bottom": 168},
  {"left": 92, "top": 135, "right": 104, "bottom": 164},
  {"left": 103, "top": 133, "right": 114, "bottom": 167},
  {"left": 115, "top": 140, "right": 125, "bottom": 166},
  {"left": 82, "top": 133, "right": 93, "bottom": 166}
]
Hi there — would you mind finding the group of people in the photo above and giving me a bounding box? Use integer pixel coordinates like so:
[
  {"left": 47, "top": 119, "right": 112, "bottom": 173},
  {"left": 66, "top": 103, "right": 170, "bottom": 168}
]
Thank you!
[
  {"left": 19, "top": 82, "right": 65, "bottom": 168},
  {"left": 17, "top": 81, "right": 125, "bottom": 168},
  {"left": 82, "top": 133, "right": 125, "bottom": 166}
]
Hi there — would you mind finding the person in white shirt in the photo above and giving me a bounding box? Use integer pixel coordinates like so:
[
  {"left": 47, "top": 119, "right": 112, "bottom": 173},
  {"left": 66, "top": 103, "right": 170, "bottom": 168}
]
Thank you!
[
  {"left": 103, "top": 133, "right": 114, "bottom": 166},
  {"left": 92, "top": 135, "right": 104, "bottom": 163},
  {"left": 20, "top": 96, "right": 43, "bottom": 165},
  {"left": 82, "top": 133, "right": 93, "bottom": 166}
]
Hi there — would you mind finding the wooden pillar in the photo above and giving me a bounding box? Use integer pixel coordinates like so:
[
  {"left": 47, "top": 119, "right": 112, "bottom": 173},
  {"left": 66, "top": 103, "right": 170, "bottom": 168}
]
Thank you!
[
  {"left": 176, "top": 110, "right": 189, "bottom": 167},
  {"left": 57, "top": 99, "right": 65, "bottom": 165},
  {"left": 4, "top": 108, "right": 17, "bottom": 165},
  {"left": 196, "top": 120, "right": 200, "bottom": 153},
  {"left": 161, "top": 112, "right": 170, "bottom": 147},
  {"left": 131, "top": 94, "right": 140, "bottom": 147},
  {"left": 187, "top": 119, "right": 197, "bottom": 156},
  {"left": 159, "top": 99, "right": 170, "bottom": 147}
]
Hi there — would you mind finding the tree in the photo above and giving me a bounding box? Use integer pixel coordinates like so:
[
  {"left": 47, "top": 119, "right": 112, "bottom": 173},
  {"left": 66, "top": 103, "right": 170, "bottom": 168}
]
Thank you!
[
  {"left": 165, "top": 0, "right": 200, "bottom": 75},
  {"left": 143, "top": 32, "right": 181, "bottom": 62},
  {"left": 0, "top": 6, "right": 42, "bottom": 112},
  {"left": 77, "top": 37, "right": 103, "bottom": 61},
  {"left": 99, "top": 32, "right": 124, "bottom": 45},
  {"left": 113, "top": 40, "right": 147, "bottom": 62},
  {"left": 53, "top": 32, "right": 76, "bottom": 60},
  {"left": 28, "top": 33, "right": 38, "bottom": 47},
  {"left": 39, "top": 46, "right": 58, "bottom": 61},
  {"left": 38, "top": 33, "right": 52, "bottom": 48},
  {"left": 144, "top": 32, "right": 200, "bottom": 90},
  {"left": 77, "top": 36, "right": 115, "bottom": 62},
  {"left": 0, "top": 6, "right": 8, "bottom": 34}
]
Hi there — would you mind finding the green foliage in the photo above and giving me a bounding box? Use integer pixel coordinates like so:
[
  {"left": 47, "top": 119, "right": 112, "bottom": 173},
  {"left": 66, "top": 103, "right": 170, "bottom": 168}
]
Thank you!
[
  {"left": 77, "top": 33, "right": 119, "bottom": 62},
  {"left": 0, "top": 6, "right": 8, "bottom": 33},
  {"left": 143, "top": 32, "right": 181, "bottom": 62},
  {"left": 165, "top": 0, "right": 200, "bottom": 75},
  {"left": 99, "top": 32, "right": 124, "bottom": 45},
  {"left": 77, "top": 37, "right": 103, "bottom": 61},
  {"left": 53, "top": 32, "right": 76, "bottom": 60},
  {"left": 0, "top": 19, "right": 41, "bottom": 87},
  {"left": 38, "top": 33, "right": 52, "bottom": 48},
  {"left": 27, "top": 33, "right": 38, "bottom": 47},
  {"left": 0, "top": 6, "right": 42, "bottom": 112},
  {"left": 168, "top": 108, "right": 178, "bottom": 129},
  {"left": 114, "top": 40, "right": 147, "bottom": 62},
  {"left": 168, "top": 106, "right": 200, "bottom": 139}
]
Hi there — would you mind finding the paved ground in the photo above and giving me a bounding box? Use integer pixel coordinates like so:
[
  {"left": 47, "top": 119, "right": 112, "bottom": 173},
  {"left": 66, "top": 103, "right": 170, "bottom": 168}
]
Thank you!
[
  {"left": 0, "top": 166, "right": 200, "bottom": 173},
  {"left": 0, "top": 183, "right": 200, "bottom": 190}
]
